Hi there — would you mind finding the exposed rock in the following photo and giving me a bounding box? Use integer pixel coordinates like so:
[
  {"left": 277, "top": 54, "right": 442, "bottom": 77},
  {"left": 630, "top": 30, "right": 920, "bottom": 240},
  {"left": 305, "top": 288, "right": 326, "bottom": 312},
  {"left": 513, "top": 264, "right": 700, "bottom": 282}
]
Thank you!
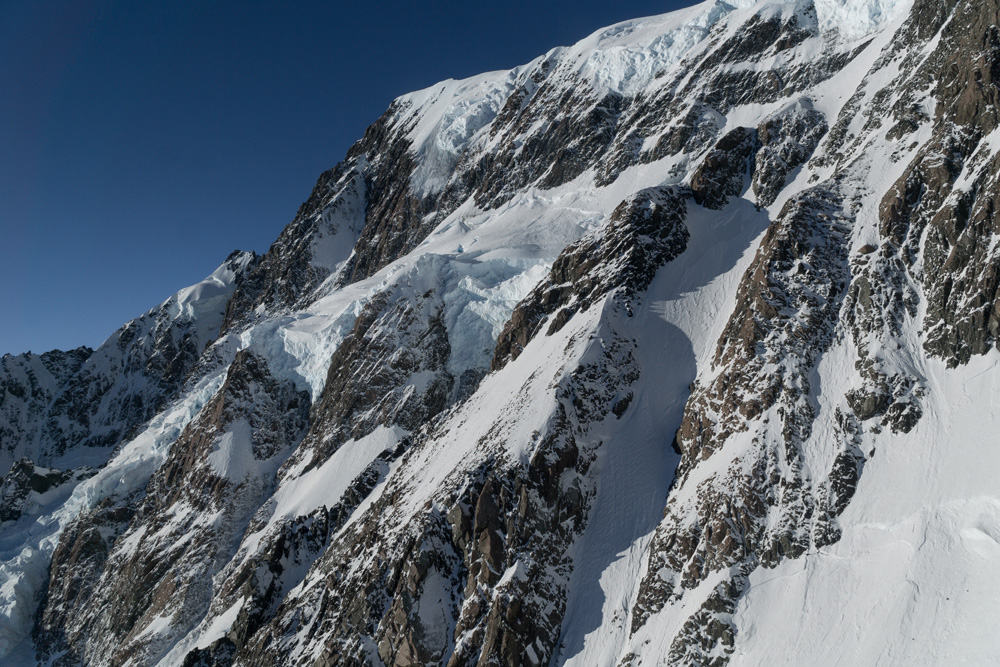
[
  {"left": 179, "top": 638, "right": 236, "bottom": 667},
  {"left": 33, "top": 350, "right": 310, "bottom": 666},
  {"left": 633, "top": 185, "right": 855, "bottom": 661},
  {"left": 493, "top": 186, "right": 688, "bottom": 369},
  {"left": 33, "top": 495, "right": 139, "bottom": 667},
  {"left": 0, "top": 459, "right": 83, "bottom": 523},
  {"left": 239, "top": 319, "right": 643, "bottom": 667},
  {"left": 690, "top": 127, "right": 759, "bottom": 209},
  {"left": 288, "top": 284, "right": 453, "bottom": 473},
  {"left": 8, "top": 2, "right": 1000, "bottom": 666},
  {"left": 752, "top": 100, "right": 828, "bottom": 206},
  {"left": 2, "top": 251, "right": 255, "bottom": 474}
]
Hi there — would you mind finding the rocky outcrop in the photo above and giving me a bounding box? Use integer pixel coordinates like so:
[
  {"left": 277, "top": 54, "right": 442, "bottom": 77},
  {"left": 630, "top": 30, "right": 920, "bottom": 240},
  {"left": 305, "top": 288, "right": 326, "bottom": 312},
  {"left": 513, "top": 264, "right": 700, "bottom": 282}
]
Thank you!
[
  {"left": 236, "top": 298, "right": 646, "bottom": 667},
  {"left": 752, "top": 100, "right": 828, "bottom": 206},
  {"left": 220, "top": 102, "right": 443, "bottom": 334},
  {"left": 632, "top": 185, "right": 855, "bottom": 663},
  {"left": 689, "top": 102, "right": 827, "bottom": 211},
  {"left": 452, "top": 79, "right": 626, "bottom": 211},
  {"left": 168, "top": 257, "right": 505, "bottom": 664},
  {"left": 690, "top": 127, "right": 759, "bottom": 210},
  {"left": 592, "top": 2, "right": 857, "bottom": 188},
  {"left": 218, "top": 164, "right": 357, "bottom": 333},
  {"left": 908, "top": 0, "right": 1000, "bottom": 365},
  {"left": 33, "top": 350, "right": 310, "bottom": 666},
  {"left": 336, "top": 105, "right": 449, "bottom": 285},
  {"left": 286, "top": 281, "right": 454, "bottom": 473},
  {"left": 0, "top": 459, "right": 87, "bottom": 523},
  {"left": 33, "top": 494, "right": 139, "bottom": 667},
  {"left": 1, "top": 252, "right": 255, "bottom": 477},
  {"left": 627, "top": 2, "right": 1000, "bottom": 658},
  {"left": 493, "top": 186, "right": 689, "bottom": 369},
  {"left": 0, "top": 348, "right": 91, "bottom": 474}
]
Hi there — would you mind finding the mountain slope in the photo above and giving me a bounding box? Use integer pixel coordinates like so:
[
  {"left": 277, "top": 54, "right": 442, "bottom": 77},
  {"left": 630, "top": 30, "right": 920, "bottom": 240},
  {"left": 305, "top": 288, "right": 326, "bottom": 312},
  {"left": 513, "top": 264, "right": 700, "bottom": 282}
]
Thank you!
[{"left": 3, "top": 0, "right": 1000, "bottom": 664}]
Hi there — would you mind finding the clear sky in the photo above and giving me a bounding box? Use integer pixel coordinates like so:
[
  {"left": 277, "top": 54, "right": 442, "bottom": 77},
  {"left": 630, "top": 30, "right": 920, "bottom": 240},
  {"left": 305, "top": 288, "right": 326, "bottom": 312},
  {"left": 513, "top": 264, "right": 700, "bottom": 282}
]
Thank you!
[{"left": 0, "top": 0, "right": 698, "bottom": 356}]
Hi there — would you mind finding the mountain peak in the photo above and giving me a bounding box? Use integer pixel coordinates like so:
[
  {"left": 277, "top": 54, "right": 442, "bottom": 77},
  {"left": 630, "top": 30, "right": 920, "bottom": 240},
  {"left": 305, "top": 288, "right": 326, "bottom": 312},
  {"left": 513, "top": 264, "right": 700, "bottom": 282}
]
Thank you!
[{"left": 3, "top": 0, "right": 998, "bottom": 664}]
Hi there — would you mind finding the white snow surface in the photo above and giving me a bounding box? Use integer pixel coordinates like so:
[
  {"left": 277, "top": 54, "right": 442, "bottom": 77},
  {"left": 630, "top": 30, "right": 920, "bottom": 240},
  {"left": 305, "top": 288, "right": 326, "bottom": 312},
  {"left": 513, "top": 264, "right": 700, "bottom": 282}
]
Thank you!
[
  {"left": 814, "top": 0, "right": 911, "bottom": 40},
  {"left": 729, "top": 352, "right": 1000, "bottom": 667},
  {"left": 169, "top": 252, "right": 253, "bottom": 327}
]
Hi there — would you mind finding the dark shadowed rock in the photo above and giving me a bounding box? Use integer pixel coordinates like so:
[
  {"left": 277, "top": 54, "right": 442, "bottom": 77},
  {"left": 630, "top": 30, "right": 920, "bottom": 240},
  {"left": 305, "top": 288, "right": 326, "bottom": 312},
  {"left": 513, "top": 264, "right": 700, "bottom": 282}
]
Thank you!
[{"left": 493, "top": 186, "right": 689, "bottom": 369}]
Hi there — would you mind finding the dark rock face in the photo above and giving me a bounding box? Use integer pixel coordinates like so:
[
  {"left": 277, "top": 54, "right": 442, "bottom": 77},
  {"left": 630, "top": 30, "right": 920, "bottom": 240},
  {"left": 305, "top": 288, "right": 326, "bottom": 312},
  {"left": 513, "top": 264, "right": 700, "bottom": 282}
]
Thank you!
[
  {"left": 907, "top": 0, "right": 1000, "bottom": 365},
  {"left": 453, "top": 78, "right": 626, "bottom": 211},
  {"left": 33, "top": 350, "right": 310, "bottom": 666},
  {"left": 690, "top": 102, "right": 826, "bottom": 211},
  {"left": 0, "top": 348, "right": 92, "bottom": 473},
  {"left": 337, "top": 104, "right": 461, "bottom": 286},
  {"left": 843, "top": 237, "right": 925, "bottom": 434},
  {"left": 493, "top": 186, "right": 689, "bottom": 369},
  {"left": 213, "top": 0, "right": 866, "bottom": 346},
  {"left": 1, "top": 251, "right": 256, "bottom": 477},
  {"left": 690, "top": 127, "right": 759, "bottom": 210},
  {"left": 34, "top": 495, "right": 139, "bottom": 667},
  {"left": 220, "top": 102, "right": 437, "bottom": 334},
  {"left": 752, "top": 100, "right": 828, "bottom": 206},
  {"left": 218, "top": 165, "right": 356, "bottom": 333},
  {"left": 590, "top": 2, "right": 858, "bottom": 189},
  {"left": 210, "top": 146, "right": 686, "bottom": 667},
  {"left": 288, "top": 281, "right": 455, "bottom": 474},
  {"left": 0, "top": 459, "right": 84, "bottom": 523},
  {"left": 627, "top": 2, "right": 1000, "bottom": 660},
  {"left": 179, "top": 639, "right": 236, "bottom": 667}
]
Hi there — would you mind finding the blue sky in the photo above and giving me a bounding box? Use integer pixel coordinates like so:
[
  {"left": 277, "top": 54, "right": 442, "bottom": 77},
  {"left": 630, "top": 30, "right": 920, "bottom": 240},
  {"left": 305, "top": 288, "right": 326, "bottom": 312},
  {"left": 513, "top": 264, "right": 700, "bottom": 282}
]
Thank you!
[{"left": 0, "top": 0, "right": 697, "bottom": 355}]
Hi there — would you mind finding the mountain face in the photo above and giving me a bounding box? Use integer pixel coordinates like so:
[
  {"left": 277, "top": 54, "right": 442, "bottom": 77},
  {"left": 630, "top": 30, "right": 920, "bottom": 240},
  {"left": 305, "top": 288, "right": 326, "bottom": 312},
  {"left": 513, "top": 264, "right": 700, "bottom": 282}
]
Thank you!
[{"left": 3, "top": 0, "right": 1000, "bottom": 664}]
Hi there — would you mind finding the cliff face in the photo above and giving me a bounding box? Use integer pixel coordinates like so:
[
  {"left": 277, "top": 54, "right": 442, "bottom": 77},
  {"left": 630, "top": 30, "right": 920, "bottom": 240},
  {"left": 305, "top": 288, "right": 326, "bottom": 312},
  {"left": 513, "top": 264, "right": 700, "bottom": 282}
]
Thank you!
[{"left": 4, "top": 0, "right": 1000, "bottom": 665}]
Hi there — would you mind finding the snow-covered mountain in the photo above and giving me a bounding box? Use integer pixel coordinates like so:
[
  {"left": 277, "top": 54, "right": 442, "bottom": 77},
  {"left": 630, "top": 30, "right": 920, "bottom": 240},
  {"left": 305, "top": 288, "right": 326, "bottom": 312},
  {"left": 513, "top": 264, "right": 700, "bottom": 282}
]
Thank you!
[{"left": 3, "top": 0, "right": 1000, "bottom": 664}]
